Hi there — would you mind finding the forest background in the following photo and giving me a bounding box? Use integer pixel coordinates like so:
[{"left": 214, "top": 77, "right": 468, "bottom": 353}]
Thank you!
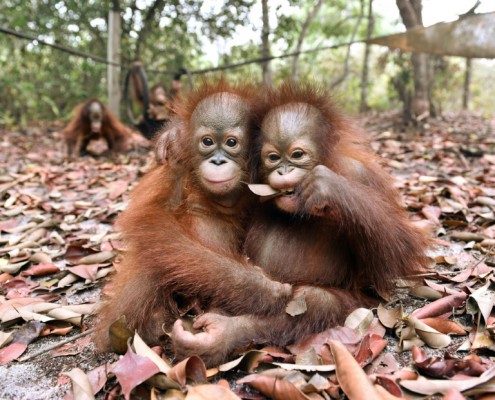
[{"left": 1, "top": 0, "right": 495, "bottom": 128}]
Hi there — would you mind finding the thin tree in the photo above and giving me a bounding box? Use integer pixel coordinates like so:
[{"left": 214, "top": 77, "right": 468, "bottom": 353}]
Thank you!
[
  {"left": 460, "top": 1, "right": 481, "bottom": 110},
  {"left": 462, "top": 58, "right": 472, "bottom": 110},
  {"left": 396, "top": 0, "right": 429, "bottom": 119},
  {"left": 291, "top": 0, "right": 326, "bottom": 81},
  {"left": 261, "top": 0, "right": 272, "bottom": 85},
  {"left": 134, "top": 0, "right": 165, "bottom": 60},
  {"left": 108, "top": 0, "right": 122, "bottom": 117},
  {"left": 330, "top": 0, "right": 365, "bottom": 88},
  {"left": 360, "top": 0, "right": 374, "bottom": 113}
]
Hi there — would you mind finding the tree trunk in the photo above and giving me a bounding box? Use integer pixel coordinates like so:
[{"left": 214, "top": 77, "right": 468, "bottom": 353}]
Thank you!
[
  {"left": 330, "top": 0, "right": 365, "bottom": 89},
  {"left": 134, "top": 0, "right": 165, "bottom": 60},
  {"left": 107, "top": 0, "right": 121, "bottom": 118},
  {"left": 291, "top": 0, "right": 325, "bottom": 81},
  {"left": 360, "top": 0, "right": 374, "bottom": 113},
  {"left": 396, "top": 0, "right": 429, "bottom": 119},
  {"left": 463, "top": 58, "right": 472, "bottom": 110},
  {"left": 261, "top": 0, "right": 272, "bottom": 85}
]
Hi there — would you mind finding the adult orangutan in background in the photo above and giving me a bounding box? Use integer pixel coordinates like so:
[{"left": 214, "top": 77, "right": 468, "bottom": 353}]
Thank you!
[
  {"left": 171, "top": 82, "right": 430, "bottom": 366},
  {"left": 62, "top": 99, "right": 132, "bottom": 159},
  {"left": 95, "top": 80, "right": 292, "bottom": 352}
]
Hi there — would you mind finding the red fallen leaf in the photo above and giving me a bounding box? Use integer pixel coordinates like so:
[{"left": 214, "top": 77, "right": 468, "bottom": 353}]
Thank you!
[
  {"left": 40, "top": 321, "right": 73, "bottom": 337},
  {"left": 422, "top": 205, "right": 441, "bottom": 225},
  {"left": 392, "top": 368, "right": 418, "bottom": 381},
  {"left": 51, "top": 335, "right": 91, "bottom": 357},
  {"left": 412, "top": 345, "right": 488, "bottom": 379},
  {"left": 20, "top": 262, "right": 59, "bottom": 276},
  {"left": 0, "top": 321, "right": 44, "bottom": 365},
  {"left": 424, "top": 279, "right": 460, "bottom": 295},
  {"left": 107, "top": 180, "right": 129, "bottom": 200},
  {"left": 0, "top": 343, "right": 26, "bottom": 365},
  {"left": 420, "top": 318, "right": 466, "bottom": 335},
  {"left": 88, "top": 365, "right": 111, "bottom": 395},
  {"left": 416, "top": 357, "right": 456, "bottom": 378},
  {"left": 367, "top": 353, "right": 399, "bottom": 375},
  {"left": 166, "top": 356, "right": 207, "bottom": 387},
  {"left": 472, "top": 262, "right": 493, "bottom": 276},
  {"left": 374, "top": 384, "right": 406, "bottom": 400},
  {"left": 5, "top": 280, "right": 37, "bottom": 299},
  {"left": 0, "top": 273, "right": 13, "bottom": 283},
  {"left": 68, "top": 264, "right": 99, "bottom": 281},
  {"left": 259, "top": 346, "right": 294, "bottom": 363},
  {"left": 374, "top": 375, "right": 404, "bottom": 398},
  {"left": 64, "top": 243, "right": 95, "bottom": 264},
  {"left": 412, "top": 346, "right": 427, "bottom": 363},
  {"left": 411, "top": 292, "right": 467, "bottom": 319},
  {"left": 287, "top": 326, "right": 361, "bottom": 356},
  {"left": 113, "top": 346, "right": 160, "bottom": 400},
  {"left": 364, "top": 318, "right": 386, "bottom": 338},
  {"left": 437, "top": 268, "right": 472, "bottom": 283},
  {"left": 354, "top": 334, "right": 387, "bottom": 367},
  {"left": 320, "top": 343, "right": 334, "bottom": 364},
  {"left": 238, "top": 374, "right": 311, "bottom": 400},
  {"left": 2, "top": 277, "right": 28, "bottom": 289},
  {"left": 0, "top": 219, "right": 19, "bottom": 231},
  {"left": 329, "top": 340, "right": 382, "bottom": 400}
]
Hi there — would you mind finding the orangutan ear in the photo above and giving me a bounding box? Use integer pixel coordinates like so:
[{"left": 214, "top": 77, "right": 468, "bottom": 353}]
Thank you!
[{"left": 154, "top": 122, "right": 183, "bottom": 165}]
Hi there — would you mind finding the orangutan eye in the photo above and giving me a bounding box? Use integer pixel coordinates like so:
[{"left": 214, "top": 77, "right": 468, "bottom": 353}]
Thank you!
[
  {"left": 292, "top": 150, "right": 304, "bottom": 159},
  {"left": 268, "top": 153, "right": 281, "bottom": 161},
  {"left": 202, "top": 137, "right": 214, "bottom": 146},
  {"left": 226, "top": 138, "right": 237, "bottom": 147}
]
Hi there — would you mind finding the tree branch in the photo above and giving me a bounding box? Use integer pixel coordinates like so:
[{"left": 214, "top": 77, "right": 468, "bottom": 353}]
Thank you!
[
  {"left": 134, "top": 0, "right": 165, "bottom": 60},
  {"left": 291, "top": 0, "right": 325, "bottom": 80},
  {"left": 331, "top": 0, "right": 365, "bottom": 88}
]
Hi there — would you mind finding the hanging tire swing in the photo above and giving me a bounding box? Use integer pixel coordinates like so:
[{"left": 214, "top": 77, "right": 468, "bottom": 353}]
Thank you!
[{"left": 124, "top": 63, "right": 192, "bottom": 139}]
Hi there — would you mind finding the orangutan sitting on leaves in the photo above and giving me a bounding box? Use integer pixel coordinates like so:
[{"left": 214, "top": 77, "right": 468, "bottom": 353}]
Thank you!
[
  {"left": 169, "top": 81, "right": 430, "bottom": 367},
  {"left": 95, "top": 80, "right": 292, "bottom": 354},
  {"left": 62, "top": 99, "right": 132, "bottom": 159}
]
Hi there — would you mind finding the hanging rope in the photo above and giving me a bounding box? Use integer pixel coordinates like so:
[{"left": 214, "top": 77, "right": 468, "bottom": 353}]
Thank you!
[{"left": 0, "top": 25, "right": 364, "bottom": 75}]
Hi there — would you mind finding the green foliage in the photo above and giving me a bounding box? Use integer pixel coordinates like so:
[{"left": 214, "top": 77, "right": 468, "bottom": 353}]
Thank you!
[
  {"left": 0, "top": 0, "right": 493, "bottom": 125},
  {"left": 0, "top": 0, "right": 254, "bottom": 124}
]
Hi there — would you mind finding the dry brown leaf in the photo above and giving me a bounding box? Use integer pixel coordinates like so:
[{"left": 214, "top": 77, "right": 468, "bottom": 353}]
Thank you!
[
  {"left": 377, "top": 304, "right": 403, "bottom": 329},
  {"left": 329, "top": 340, "right": 382, "bottom": 400},
  {"left": 247, "top": 184, "right": 279, "bottom": 197},
  {"left": 408, "top": 317, "right": 451, "bottom": 348},
  {"left": 419, "top": 318, "right": 466, "bottom": 335},
  {"left": 411, "top": 292, "right": 467, "bottom": 319},
  {"left": 185, "top": 384, "right": 241, "bottom": 400},
  {"left": 344, "top": 308, "right": 374, "bottom": 335},
  {"left": 166, "top": 356, "right": 207, "bottom": 388},
  {"left": 238, "top": 374, "right": 313, "bottom": 400}
]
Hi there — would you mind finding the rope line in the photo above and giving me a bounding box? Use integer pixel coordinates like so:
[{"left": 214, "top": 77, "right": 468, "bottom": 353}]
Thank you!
[
  {"left": 1, "top": 25, "right": 364, "bottom": 76},
  {"left": 1, "top": 26, "right": 121, "bottom": 68}
]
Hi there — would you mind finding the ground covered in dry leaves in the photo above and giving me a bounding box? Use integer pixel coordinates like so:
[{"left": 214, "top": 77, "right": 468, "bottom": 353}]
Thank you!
[{"left": 1, "top": 112, "right": 495, "bottom": 400}]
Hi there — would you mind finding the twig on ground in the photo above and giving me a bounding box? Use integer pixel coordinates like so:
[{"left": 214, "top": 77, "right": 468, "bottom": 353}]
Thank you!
[{"left": 17, "top": 328, "right": 95, "bottom": 363}]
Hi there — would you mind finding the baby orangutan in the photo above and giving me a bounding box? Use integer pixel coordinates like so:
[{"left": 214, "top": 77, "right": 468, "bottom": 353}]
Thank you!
[
  {"left": 171, "top": 82, "right": 430, "bottom": 367},
  {"left": 62, "top": 99, "right": 131, "bottom": 158},
  {"left": 95, "top": 80, "right": 292, "bottom": 352}
]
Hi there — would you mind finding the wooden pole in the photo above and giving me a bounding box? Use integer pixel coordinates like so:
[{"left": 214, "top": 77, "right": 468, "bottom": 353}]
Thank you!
[
  {"left": 107, "top": 7, "right": 121, "bottom": 117},
  {"left": 462, "top": 58, "right": 472, "bottom": 110}
]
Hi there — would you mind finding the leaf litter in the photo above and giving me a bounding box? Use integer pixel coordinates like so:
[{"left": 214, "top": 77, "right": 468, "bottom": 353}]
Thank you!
[{"left": 1, "top": 113, "right": 495, "bottom": 399}]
